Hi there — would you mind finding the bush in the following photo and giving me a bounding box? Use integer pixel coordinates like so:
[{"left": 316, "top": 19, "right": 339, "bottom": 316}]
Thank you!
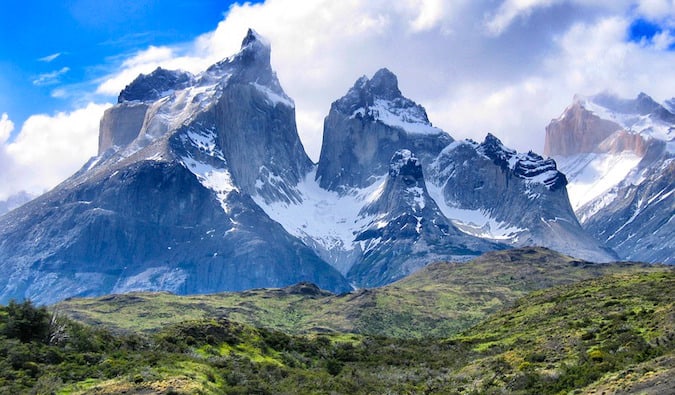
[{"left": 1, "top": 300, "right": 51, "bottom": 343}]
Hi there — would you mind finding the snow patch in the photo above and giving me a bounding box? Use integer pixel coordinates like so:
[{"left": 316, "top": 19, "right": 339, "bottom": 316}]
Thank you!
[
  {"left": 426, "top": 181, "right": 524, "bottom": 241},
  {"left": 253, "top": 82, "right": 294, "bottom": 108},
  {"left": 253, "top": 168, "right": 384, "bottom": 257},
  {"left": 180, "top": 156, "right": 237, "bottom": 213},
  {"left": 556, "top": 151, "right": 642, "bottom": 211}
]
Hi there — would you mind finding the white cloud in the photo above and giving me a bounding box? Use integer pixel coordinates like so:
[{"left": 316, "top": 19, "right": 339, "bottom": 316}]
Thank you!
[
  {"left": 38, "top": 52, "right": 62, "bottom": 63},
  {"left": 485, "top": 0, "right": 563, "bottom": 36},
  {"left": 7, "top": 0, "right": 670, "bottom": 202},
  {"left": 0, "top": 103, "right": 110, "bottom": 199},
  {"left": 0, "top": 113, "right": 13, "bottom": 144},
  {"left": 33, "top": 67, "right": 70, "bottom": 86},
  {"left": 635, "top": 0, "right": 675, "bottom": 22}
]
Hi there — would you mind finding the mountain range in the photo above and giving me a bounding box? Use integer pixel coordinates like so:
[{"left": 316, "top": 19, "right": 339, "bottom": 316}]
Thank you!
[
  {"left": 546, "top": 92, "right": 674, "bottom": 264},
  {"left": 0, "top": 29, "right": 671, "bottom": 304}
]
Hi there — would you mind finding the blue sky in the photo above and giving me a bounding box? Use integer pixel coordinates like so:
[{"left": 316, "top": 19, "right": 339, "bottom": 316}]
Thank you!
[
  {"left": 0, "top": 0, "right": 673, "bottom": 200},
  {"left": 0, "top": 0, "right": 258, "bottom": 138}
]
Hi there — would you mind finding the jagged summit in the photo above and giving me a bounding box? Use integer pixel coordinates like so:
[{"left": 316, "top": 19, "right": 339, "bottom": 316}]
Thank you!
[
  {"left": 478, "top": 133, "right": 566, "bottom": 191},
  {"left": 349, "top": 149, "right": 502, "bottom": 287},
  {"left": 317, "top": 68, "right": 452, "bottom": 191},
  {"left": 545, "top": 92, "right": 674, "bottom": 264},
  {"left": 118, "top": 68, "right": 193, "bottom": 103},
  {"left": 368, "top": 68, "right": 402, "bottom": 100},
  {"left": 334, "top": 67, "right": 435, "bottom": 133},
  {"left": 388, "top": 149, "right": 423, "bottom": 179}
]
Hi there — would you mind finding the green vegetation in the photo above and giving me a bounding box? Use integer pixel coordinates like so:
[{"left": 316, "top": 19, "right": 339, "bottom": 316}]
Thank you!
[
  {"left": 0, "top": 253, "right": 672, "bottom": 393},
  {"left": 58, "top": 248, "right": 668, "bottom": 338}
]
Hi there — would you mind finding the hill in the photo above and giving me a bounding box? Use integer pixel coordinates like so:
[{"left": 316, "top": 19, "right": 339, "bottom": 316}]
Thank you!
[
  {"left": 58, "top": 247, "right": 666, "bottom": 338},
  {"left": 2, "top": 266, "right": 672, "bottom": 394}
]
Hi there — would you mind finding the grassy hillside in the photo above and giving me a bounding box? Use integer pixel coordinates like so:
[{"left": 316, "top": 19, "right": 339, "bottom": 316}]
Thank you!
[
  {"left": 1, "top": 269, "right": 672, "bottom": 394},
  {"left": 57, "top": 247, "right": 667, "bottom": 338}
]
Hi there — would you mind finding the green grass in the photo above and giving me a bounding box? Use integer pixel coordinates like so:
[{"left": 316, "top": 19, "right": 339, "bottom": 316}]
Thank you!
[
  {"left": 57, "top": 247, "right": 670, "bottom": 339},
  {"left": 1, "top": 268, "right": 673, "bottom": 394}
]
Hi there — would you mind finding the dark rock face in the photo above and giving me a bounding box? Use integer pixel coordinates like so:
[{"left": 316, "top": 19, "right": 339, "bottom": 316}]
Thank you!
[
  {"left": 348, "top": 150, "right": 504, "bottom": 287},
  {"left": 118, "top": 68, "right": 193, "bottom": 103},
  {"left": 0, "top": 161, "right": 351, "bottom": 304},
  {"left": 98, "top": 102, "right": 148, "bottom": 154},
  {"left": 428, "top": 135, "right": 617, "bottom": 263},
  {"left": 316, "top": 68, "right": 453, "bottom": 192},
  {"left": 0, "top": 29, "right": 349, "bottom": 305}
]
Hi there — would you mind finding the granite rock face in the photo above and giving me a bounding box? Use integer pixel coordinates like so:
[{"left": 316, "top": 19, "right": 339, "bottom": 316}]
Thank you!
[{"left": 348, "top": 150, "right": 504, "bottom": 287}]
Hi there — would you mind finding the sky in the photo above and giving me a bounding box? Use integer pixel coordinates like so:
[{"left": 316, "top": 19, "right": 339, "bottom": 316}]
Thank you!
[{"left": 0, "top": 0, "right": 674, "bottom": 200}]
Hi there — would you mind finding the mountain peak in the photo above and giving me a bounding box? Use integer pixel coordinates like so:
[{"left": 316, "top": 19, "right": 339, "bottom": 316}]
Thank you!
[
  {"left": 118, "top": 67, "right": 193, "bottom": 103},
  {"left": 370, "top": 68, "right": 402, "bottom": 100},
  {"left": 241, "top": 28, "right": 269, "bottom": 48},
  {"left": 231, "top": 28, "right": 272, "bottom": 69}
]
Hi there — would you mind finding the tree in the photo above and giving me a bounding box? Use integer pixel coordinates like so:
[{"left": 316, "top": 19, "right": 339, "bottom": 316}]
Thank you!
[{"left": 1, "top": 299, "right": 51, "bottom": 343}]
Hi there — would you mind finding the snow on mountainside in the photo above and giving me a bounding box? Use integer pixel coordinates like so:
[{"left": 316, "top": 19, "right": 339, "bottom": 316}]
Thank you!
[
  {"left": 546, "top": 92, "right": 674, "bottom": 264},
  {"left": 316, "top": 68, "right": 453, "bottom": 192},
  {"left": 425, "top": 134, "right": 616, "bottom": 263}
]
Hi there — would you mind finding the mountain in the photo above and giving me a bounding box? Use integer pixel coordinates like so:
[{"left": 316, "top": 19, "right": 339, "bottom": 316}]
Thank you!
[
  {"left": 425, "top": 134, "right": 616, "bottom": 262},
  {"left": 0, "top": 30, "right": 620, "bottom": 304},
  {"left": 546, "top": 93, "right": 674, "bottom": 263},
  {"left": 256, "top": 68, "right": 614, "bottom": 287},
  {"left": 0, "top": 29, "right": 351, "bottom": 305},
  {"left": 315, "top": 68, "right": 452, "bottom": 191},
  {"left": 254, "top": 69, "right": 502, "bottom": 285},
  {"left": 0, "top": 191, "right": 33, "bottom": 216}
]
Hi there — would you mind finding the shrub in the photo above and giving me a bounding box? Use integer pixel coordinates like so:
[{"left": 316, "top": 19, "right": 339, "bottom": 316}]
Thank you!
[{"left": 1, "top": 300, "right": 51, "bottom": 343}]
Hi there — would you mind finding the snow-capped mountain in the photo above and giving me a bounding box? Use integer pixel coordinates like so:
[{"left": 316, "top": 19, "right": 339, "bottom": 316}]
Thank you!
[
  {"left": 0, "top": 30, "right": 621, "bottom": 304},
  {"left": 0, "top": 29, "right": 351, "bottom": 305},
  {"left": 316, "top": 68, "right": 452, "bottom": 191},
  {"left": 425, "top": 134, "right": 616, "bottom": 263},
  {"left": 546, "top": 93, "right": 674, "bottom": 264},
  {"left": 257, "top": 69, "right": 615, "bottom": 287}
]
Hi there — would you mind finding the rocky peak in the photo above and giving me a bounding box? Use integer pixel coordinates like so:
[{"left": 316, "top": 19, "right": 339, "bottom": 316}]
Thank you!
[
  {"left": 361, "top": 150, "right": 428, "bottom": 216},
  {"left": 477, "top": 133, "right": 515, "bottom": 169},
  {"left": 334, "top": 68, "right": 426, "bottom": 122},
  {"left": 369, "top": 68, "right": 402, "bottom": 100},
  {"left": 316, "top": 69, "right": 452, "bottom": 191},
  {"left": 478, "top": 134, "right": 566, "bottom": 191},
  {"left": 205, "top": 28, "right": 284, "bottom": 98},
  {"left": 118, "top": 67, "right": 193, "bottom": 103},
  {"left": 544, "top": 99, "right": 623, "bottom": 156},
  {"left": 236, "top": 28, "right": 272, "bottom": 69},
  {"left": 545, "top": 93, "right": 674, "bottom": 158}
]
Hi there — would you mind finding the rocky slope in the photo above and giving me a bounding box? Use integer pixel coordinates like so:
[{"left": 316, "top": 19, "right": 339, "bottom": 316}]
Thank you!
[{"left": 546, "top": 93, "right": 674, "bottom": 263}]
